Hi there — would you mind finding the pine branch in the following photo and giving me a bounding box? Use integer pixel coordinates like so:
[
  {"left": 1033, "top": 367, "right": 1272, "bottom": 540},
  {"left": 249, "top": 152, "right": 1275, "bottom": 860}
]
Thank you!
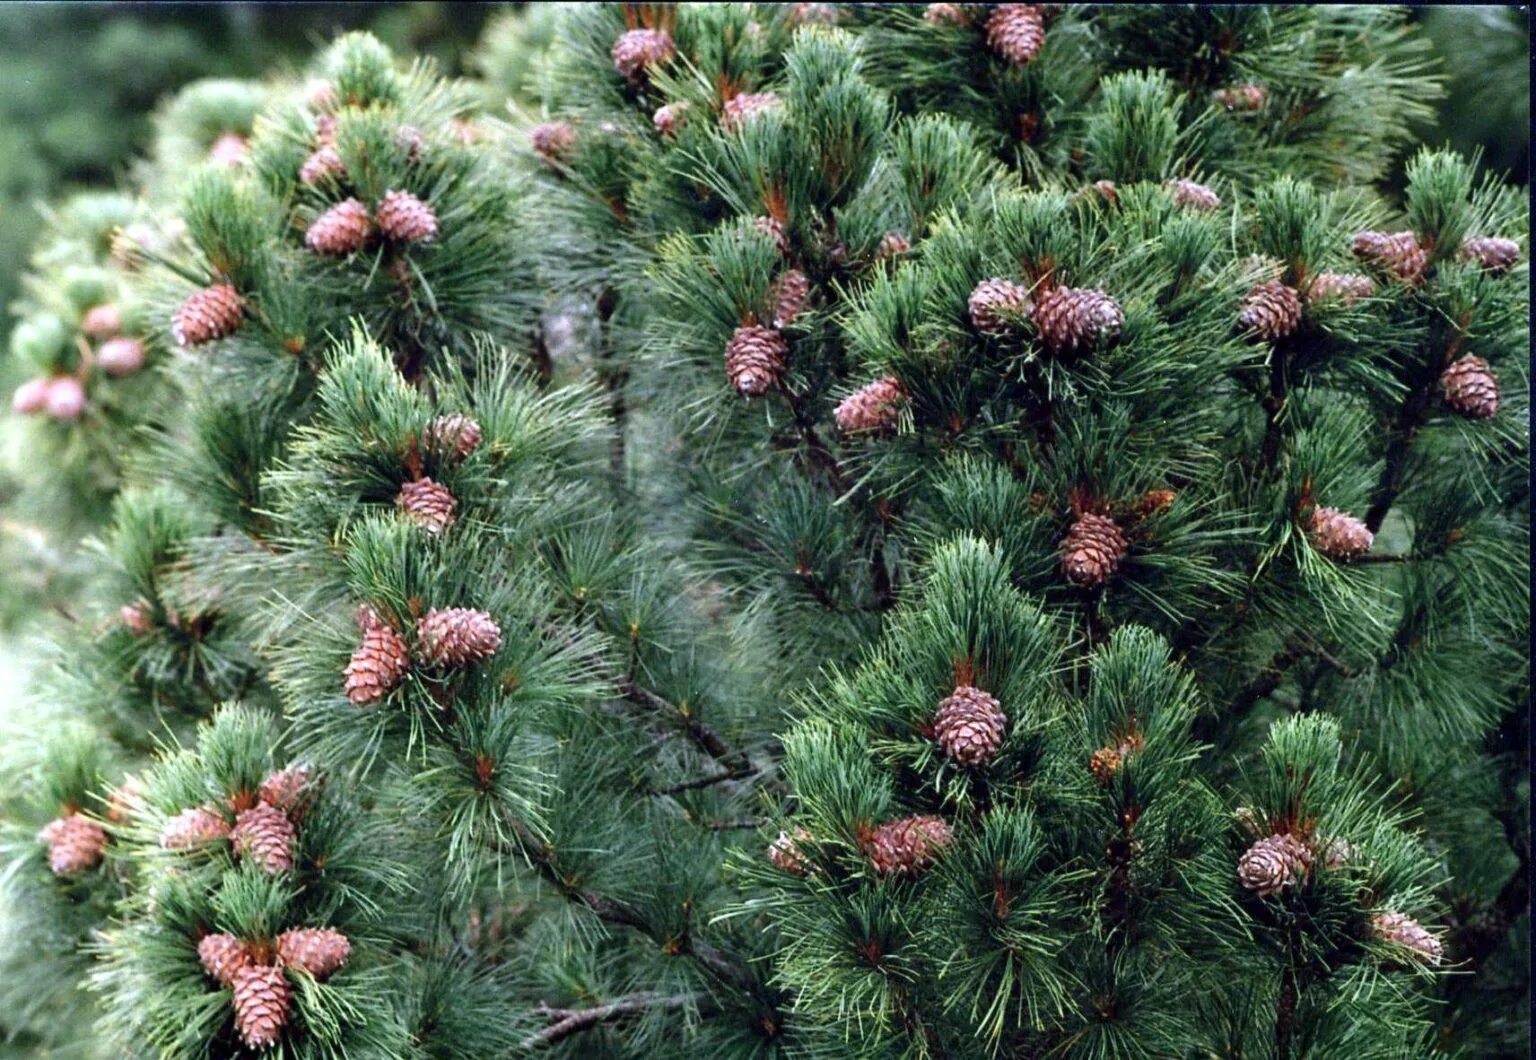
[
  {"left": 522, "top": 991, "right": 717, "bottom": 1048},
  {"left": 620, "top": 681, "right": 753, "bottom": 775}
]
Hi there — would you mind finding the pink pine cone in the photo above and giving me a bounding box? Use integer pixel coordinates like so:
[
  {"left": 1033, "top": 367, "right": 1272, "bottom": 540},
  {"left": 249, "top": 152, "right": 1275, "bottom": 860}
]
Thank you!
[
  {"left": 97, "top": 337, "right": 147, "bottom": 377},
  {"left": 258, "top": 765, "right": 313, "bottom": 815},
  {"left": 864, "top": 814, "right": 953, "bottom": 877},
  {"left": 40, "top": 813, "right": 107, "bottom": 876},
  {"left": 161, "top": 806, "right": 231, "bottom": 850},
  {"left": 198, "top": 932, "right": 252, "bottom": 987},
  {"left": 306, "top": 198, "right": 374, "bottom": 256},
  {"left": 12, "top": 377, "right": 49, "bottom": 414},
  {"left": 44, "top": 376, "right": 87, "bottom": 423},
  {"left": 231, "top": 802, "right": 296, "bottom": 875},
  {"left": 611, "top": 28, "right": 675, "bottom": 82},
  {"left": 376, "top": 190, "right": 439, "bottom": 244},
  {"left": 415, "top": 607, "right": 502, "bottom": 668},
  {"left": 833, "top": 376, "right": 907, "bottom": 435},
  {"left": 299, "top": 145, "right": 347, "bottom": 184},
  {"left": 81, "top": 303, "right": 123, "bottom": 339},
  {"left": 276, "top": 926, "right": 352, "bottom": 979}
]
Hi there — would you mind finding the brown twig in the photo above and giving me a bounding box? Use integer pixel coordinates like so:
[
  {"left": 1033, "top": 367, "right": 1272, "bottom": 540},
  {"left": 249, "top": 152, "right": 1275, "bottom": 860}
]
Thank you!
[{"left": 522, "top": 991, "right": 716, "bottom": 1048}]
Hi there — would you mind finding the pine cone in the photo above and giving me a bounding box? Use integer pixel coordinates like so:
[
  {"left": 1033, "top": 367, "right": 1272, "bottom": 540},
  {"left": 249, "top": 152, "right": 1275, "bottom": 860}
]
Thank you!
[
  {"left": 11, "top": 378, "right": 48, "bottom": 415},
  {"left": 1032, "top": 285, "right": 1124, "bottom": 354},
  {"left": 173, "top": 284, "right": 244, "bottom": 347},
  {"left": 1060, "top": 512, "right": 1129, "bottom": 589},
  {"left": 724, "top": 325, "right": 788, "bottom": 398},
  {"left": 343, "top": 624, "right": 411, "bottom": 705},
  {"left": 653, "top": 101, "right": 689, "bottom": 137},
  {"left": 97, "top": 337, "right": 147, "bottom": 377},
  {"left": 396, "top": 477, "right": 457, "bottom": 534},
  {"left": 258, "top": 765, "right": 313, "bottom": 815},
  {"left": 305, "top": 78, "right": 338, "bottom": 112},
  {"left": 41, "top": 813, "right": 106, "bottom": 876},
  {"left": 531, "top": 122, "right": 577, "bottom": 165},
  {"left": 1440, "top": 355, "right": 1499, "bottom": 419},
  {"left": 423, "top": 413, "right": 483, "bottom": 459},
  {"left": 44, "top": 377, "right": 86, "bottom": 423},
  {"left": 1134, "top": 488, "right": 1177, "bottom": 519},
  {"left": 161, "top": 806, "right": 231, "bottom": 850},
  {"left": 231, "top": 803, "right": 296, "bottom": 875},
  {"left": 771, "top": 269, "right": 811, "bottom": 328},
  {"left": 106, "top": 775, "right": 146, "bottom": 824},
  {"left": 611, "top": 27, "right": 675, "bottom": 82},
  {"left": 120, "top": 601, "right": 154, "bottom": 638},
  {"left": 876, "top": 231, "right": 911, "bottom": 260},
  {"left": 207, "top": 132, "right": 249, "bottom": 168},
  {"left": 81, "top": 303, "right": 122, "bottom": 339},
  {"left": 789, "top": 2, "right": 838, "bottom": 24},
  {"left": 1458, "top": 235, "right": 1520, "bottom": 274},
  {"left": 834, "top": 376, "right": 907, "bottom": 435},
  {"left": 395, "top": 125, "right": 425, "bottom": 162},
  {"left": 1307, "top": 506, "right": 1373, "bottom": 560},
  {"left": 985, "top": 5, "right": 1045, "bottom": 64},
  {"left": 924, "top": 3, "right": 973, "bottom": 26},
  {"left": 1166, "top": 178, "right": 1221, "bottom": 211},
  {"left": 1089, "top": 746, "right": 1124, "bottom": 784},
  {"left": 767, "top": 827, "right": 814, "bottom": 876},
  {"left": 1237, "top": 833, "right": 1311, "bottom": 897},
  {"left": 1371, "top": 911, "right": 1443, "bottom": 965},
  {"left": 1237, "top": 280, "right": 1302, "bottom": 341},
  {"left": 375, "top": 190, "right": 438, "bottom": 244},
  {"left": 305, "top": 198, "right": 374, "bottom": 256},
  {"left": 315, "top": 113, "right": 338, "bottom": 147},
  {"left": 1352, "top": 230, "right": 1427, "bottom": 284},
  {"left": 1305, "top": 271, "right": 1375, "bottom": 307},
  {"left": 276, "top": 927, "right": 351, "bottom": 980},
  {"left": 415, "top": 607, "right": 502, "bottom": 668},
  {"left": 968, "top": 277, "right": 1032, "bottom": 337},
  {"left": 198, "top": 933, "right": 252, "bottom": 988},
  {"left": 1083, "top": 179, "right": 1118, "bottom": 205},
  {"left": 231, "top": 963, "right": 292, "bottom": 1050},
  {"left": 752, "top": 215, "right": 791, "bottom": 255},
  {"left": 1213, "top": 83, "right": 1268, "bottom": 111},
  {"left": 864, "top": 815, "right": 953, "bottom": 877},
  {"left": 932, "top": 685, "right": 1007, "bottom": 766},
  {"left": 720, "top": 92, "right": 782, "bottom": 133},
  {"left": 299, "top": 145, "right": 347, "bottom": 185},
  {"left": 1317, "top": 836, "right": 1353, "bottom": 870}
]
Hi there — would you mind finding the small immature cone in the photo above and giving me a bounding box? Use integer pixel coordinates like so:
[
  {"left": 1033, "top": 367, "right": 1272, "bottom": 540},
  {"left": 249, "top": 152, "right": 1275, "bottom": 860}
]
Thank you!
[
  {"left": 12, "top": 377, "right": 49, "bottom": 414},
  {"left": 305, "top": 198, "right": 374, "bottom": 256},
  {"left": 1032, "top": 286, "right": 1124, "bottom": 354},
  {"left": 231, "top": 802, "right": 296, "bottom": 875},
  {"left": 424, "top": 413, "right": 483, "bottom": 459},
  {"left": 415, "top": 607, "right": 502, "bottom": 668},
  {"left": 276, "top": 927, "right": 352, "bottom": 980},
  {"left": 864, "top": 814, "right": 953, "bottom": 877},
  {"left": 375, "top": 190, "right": 438, "bottom": 244},
  {"left": 1237, "top": 280, "right": 1302, "bottom": 341},
  {"left": 1135, "top": 488, "right": 1177, "bottom": 519},
  {"left": 985, "top": 5, "right": 1045, "bottom": 64},
  {"left": 396, "top": 477, "right": 457, "bottom": 534},
  {"left": 834, "top": 376, "right": 906, "bottom": 435},
  {"left": 207, "top": 132, "right": 249, "bottom": 168},
  {"left": 44, "top": 377, "right": 87, "bottom": 423},
  {"left": 611, "top": 27, "right": 675, "bottom": 82},
  {"left": 924, "top": 3, "right": 973, "bottom": 26},
  {"left": 789, "top": 2, "right": 838, "bottom": 24},
  {"left": 1352, "top": 230, "right": 1427, "bottom": 284},
  {"left": 395, "top": 124, "right": 425, "bottom": 162},
  {"left": 876, "top": 231, "right": 911, "bottom": 260},
  {"left": 1307, "top": 506, "right": 1373, "bottom": 560},
  {"left": 724, "top": 325, "right": 789, "bottom": 398},
  {"left": 1237, "top": 833, "right": 1312, "bottom": 897},
  {"left": 1060, "top": 512, "right": 1129, "bottom": 589},
  {"left": 198, "top": 933, "right": 252, "bottom": 988},
  {"left": 161, "top": 806, "right": 231, "bottom": 850},
  {"left": 1371, "top": 912, "right": 1443, "bottom": 965},
  {"left": 119, "top": 600, "right": 154, "bottom": 635},
  {"left": 752, "top": 215, "right": 790, "bottom": 255},
  {"left": 1166, "top": 178, "right": 1221, "bottom": 211},
  {"left": 343, "top": 624, "right": 411, "bottom": 705},
  {"left": 1305, "top": 271, "right": 1375, "bottom": 307},
  {"left": 932, "top": 685, "right": 1007, "bottom": 766},
  {"left": 258, "top": 765, "right": 312, "bottom": 815},
  {"left": 1440, "top": 355, "right": 1499, "bottom": 419},
  {"left": 1317, "top": 836, "right": 1353, "bottom": 870},
  {"left": 106, "top": 775, "right": 146, "bottom": 823},
  {"left": 770, "top": 269, "right": 811, "bottom": 328},
  {"left": 81, "top": 303, "right": 122, "bottom": 339},
  {"left": 1213, "top": 83, "right": 1268, "bottom": 111},
  {"left": 653, "top": 101, "right": 689, "bottom": 136},
  {"left": 1088, "top": 746, "right": 1124, "bottom": 784},
  {"left": 720, "top": 92, "right": 782, "bottom": 133},
  {"left": 173, "top": 283, "right": 244, "bottom": 347},
  {"left": 299, "top": 144, "right": 346, "bottom": 185},
  {"left": 767, "top": 827, "right": 814, "bottom": 876},
  {"left": 531, "top": 122, "right": 577, "bottom": 165},
  {"left": 305, "top": 78, "right": 337, "bottom": 112},
  {"left": 967, "top": 278, "right": 1032, "bottom": 337},
  {"left": 231, "top": 963, "right": 292, "bottom": 1050},
  {"left": 1458, "top": 235, "right": 1520, "bottom": 274},
  {"left": 97, "top": 337, "right": 147, "bottom": 377},
  {"left": 41, "top": 813, "right": 107, "bottom": 876},
  {"left": 1085, "top": 179, "right": 1118, "bottom": 205}
]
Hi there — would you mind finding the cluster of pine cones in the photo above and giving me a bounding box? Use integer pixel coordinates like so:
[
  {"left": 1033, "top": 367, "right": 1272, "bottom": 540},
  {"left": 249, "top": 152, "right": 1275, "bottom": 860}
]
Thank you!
[
  {"left": 199, "top": 923, "right": 352, "bottom": 1049},
  {"left": 343, "top": 602, "right": 503, "bottom": 706},
  {"left": 158, "top": 763, "right": 313, "bottom": 875}
]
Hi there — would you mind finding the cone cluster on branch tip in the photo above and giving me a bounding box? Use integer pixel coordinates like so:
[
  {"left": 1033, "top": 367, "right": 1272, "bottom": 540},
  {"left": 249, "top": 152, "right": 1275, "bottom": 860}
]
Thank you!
[
  {"left": 197, "top": 933, "right": 252, "bottom": 988},
  {"left": 768, "top": 826, "right": 814, "bottom": 876},
  {"left": 1034, "top": 285, "right": 1125, "bottom": 354},
  {"left": 1088, "top": 731, "right": 1144, "bottom": 783},
  {"left": 300, "top": 144, "right": 346, "bottom": 185},
  {"left": 720, "top": 92, "right": 782, "bottom": 133},
  {"left": 932, "top": 685, "right": 1008, "bottom": 766},
  {"left": 725, "top": 324, "right": 789, "bottom": 398},
  {"left": 985, "top": 5, "right": 1045, "bottom": 64},
  {"left": 1352, "top": 230, "right": 1428, "bottom": 284},
  {"left": 12, "top": 375, "right": 87, "bottom": 422},
  {"left": 968, "top": 277, "right": 1033, "bottom": 337},
  {"left": 611, "top": 27, "right": 675, "bottom": 82},
  {"left": 834, "top": 376, "right": 907, "bottom": 435},
  {"left": 1440, "top": 355, "right": 1500, "bottom": 419},
  {"left": 306, "top": 198, "right": 375, "bottom": 256},
  {"left": 1371, "top": 912, "right": 1444, "bottom": 965},
  {"left": 232, "top": 802, "right": 297, "bottom": 875},
  {"left": 160, "top": 805, "right": 231, "bottom": 850},
  {"left": 771, "top": 268, "right": 811, "bottom": 328},
  {"left": 396, "top": 477, "right": 458, "bottom": 535},
  {"left": 232, "top": 964, "right": 292, "bottom": 1050},
  {"left": 924, "top": 3, "right": 973, "bottom": 27},
  {"left": 415, "top": 607, "right": 503, "bottom": 668},
  {"left": 37, "top": 813, "right": 107, "bottom": 877},
  {"left": 1458, "top": 235, "right": 1521, "bottom": 274},
  {"left": 207, "top": 133, "right": 250, "bottom": 169},
  {"left": 258, "top": 765, "right": 313, "bottom": 816},
  {"left": 753, "top": 215, "right": 791, "bottom": 256},
  {"left": 424, "top": 413, "right": 483, "bottom": 459},
  {"left": 97, "top": 337, "right": 147, "bottom": 377},
  {"left": 1238, "top": 280, "right": 1302, "bottom": 341},
  {"left": 1060, "top": 511, "right": 1129, "bottom": 588},
  {"left": 344, "top": 620, "right": 411, "bottom": 706},
  {"left": 375, "top": 190, "right": 439, "bottom": 244},
  {"left": 653, "top": 101, "right": 689, "bottom": 137},
  {"left": 1166, "top": 178, "right": 1222, "bottom": 211},
  {"left": 863, "top": 814, "right": 954, "bottom": 877},
  {"left": 876, "top": 231, "right": 912, "bottom": 260},
  {"left": 1237, "top": 832, "right": 1313, "bottom": 897},
  {"left": 173, "top": 283, "right": 245, "bottom": 347},
  {"left": 531, "top": 121, "right": 577, "bottom": 166},
  {"left": 1307, "top": 505, "right": 1374, "bottom": 560},
  {"left": 1213, "top": 83, "right": 1268, "bottom": 111},
  {"left": 1306, "top": 271, "right": 1376, "bottom": 307}
]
